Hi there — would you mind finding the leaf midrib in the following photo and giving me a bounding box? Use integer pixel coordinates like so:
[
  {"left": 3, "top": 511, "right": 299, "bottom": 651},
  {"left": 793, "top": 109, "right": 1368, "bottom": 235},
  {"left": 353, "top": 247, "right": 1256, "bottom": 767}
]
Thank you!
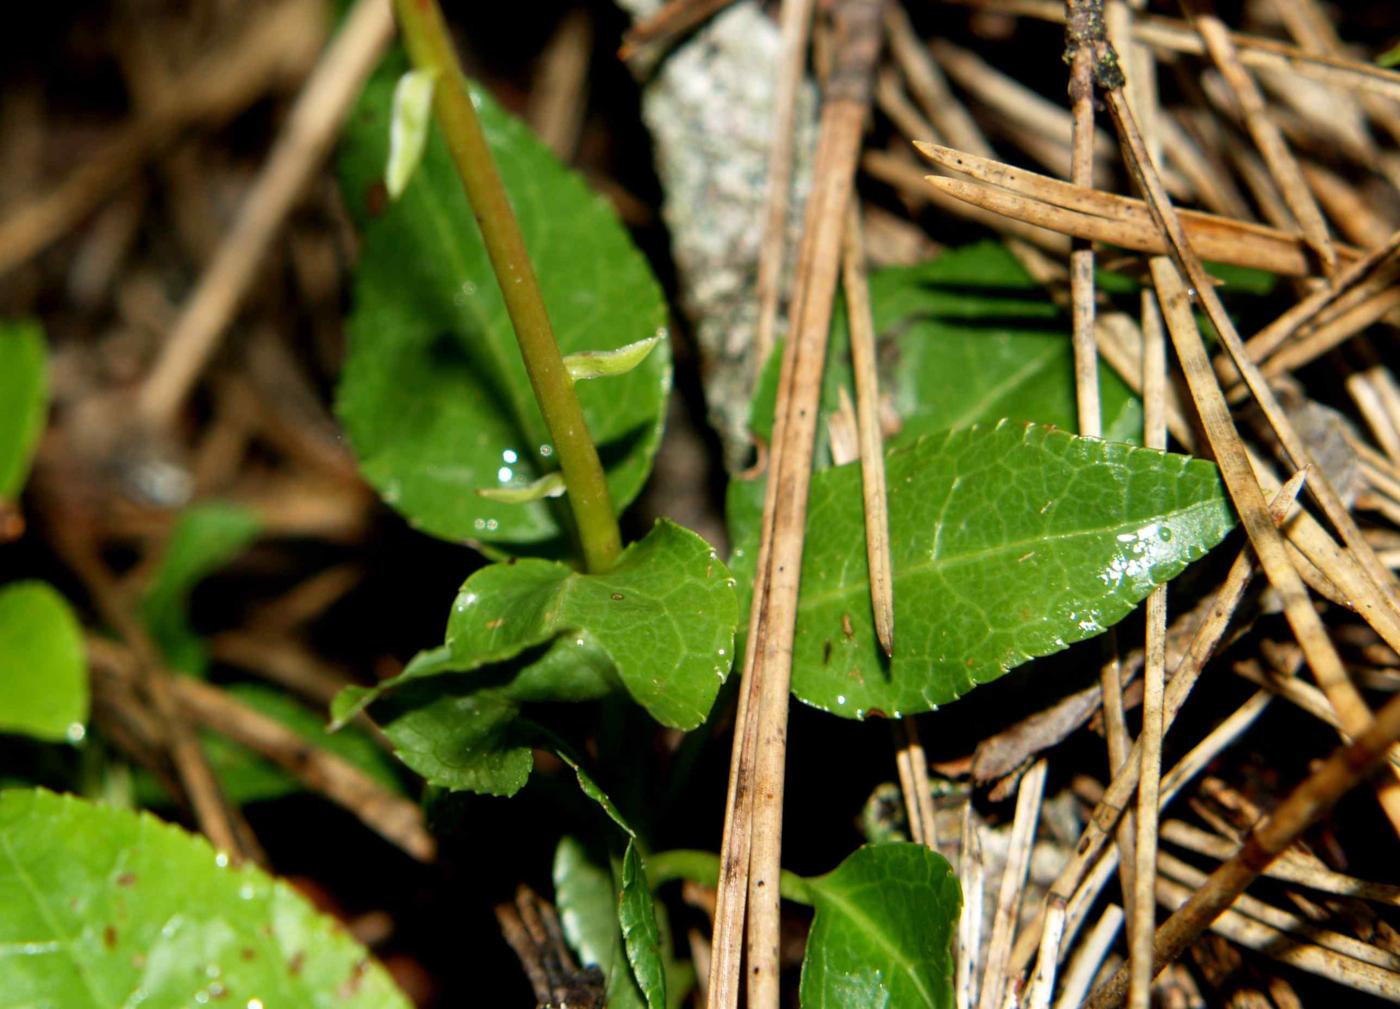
[
  {"left": 0, "top": 804, "right": 112, "bottom": 1007},
  {"left": 811, "top": 883, "right": 938, "bottom": 1008},
  {"left": 799, "top": 499, "right": 1217, "bottom": 614}
]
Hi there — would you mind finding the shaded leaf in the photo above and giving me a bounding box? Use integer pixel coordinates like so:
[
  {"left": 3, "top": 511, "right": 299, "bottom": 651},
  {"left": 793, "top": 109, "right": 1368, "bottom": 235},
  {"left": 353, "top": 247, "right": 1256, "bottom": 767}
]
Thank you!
[
  {"left": 620, "top": 840, "right": 665, "bottom": 1009},
  {"left": 339, "top": 520, "right": 737, "bottom": 733},
  {"left": 731, "top": 422, "right": 1234, "bottom": 717},
  {"left": 0, "top": 789, "right": 410, "bottom": 1008},
  {"left": 140, "top": 502, "right": 261, "bottom": 675},
  {"left": 799, "top": 844, "right": 960, "bottom": 1009},
  {"left": 555, "top": 836, "right": 645, "bottom": 1009},
  {"left": 338, "top": 56, "right": 670, "bottom": 549},
  {"left": 0, "top": 319, "right": 47, "bottom": 500},
  {"left": 750, "top": 242, "right": 1142, "bottom": 462},
  {"left": 0, "top": 582, "right": 86, "bottom": 743}
]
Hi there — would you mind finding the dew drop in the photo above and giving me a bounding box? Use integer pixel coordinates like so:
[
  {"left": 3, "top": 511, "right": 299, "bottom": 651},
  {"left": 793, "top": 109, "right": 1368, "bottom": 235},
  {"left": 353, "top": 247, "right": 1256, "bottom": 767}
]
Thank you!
[
  {"left": 473, "top": 518, "right": 486, "bottom": 531},
  {"left": 502, "top": 449, "right": 518, "bottom": 464},
  {"left": 485, "top": 519, "right": 499, "bottom": 531},
  {"left": 836, "top": 695, "right": 847, "bottom": 706},
  {"left": 539, "top": 444, "right": 554, "bottom": 458},
  {"left": 214, "top": 853, "right": 229, "bottom": 869},
  {"left": 497, "top": 466, "right": 512, "bottom": 483},
  {"left": 1159, "top": 527, "right": 1173, "bottom": 542},
  {"left": 248, "top": 1000, "right": 265, "bottom": 1009},
  {"left": 66, "top": 722, "right": 86, "bottom": 743}
]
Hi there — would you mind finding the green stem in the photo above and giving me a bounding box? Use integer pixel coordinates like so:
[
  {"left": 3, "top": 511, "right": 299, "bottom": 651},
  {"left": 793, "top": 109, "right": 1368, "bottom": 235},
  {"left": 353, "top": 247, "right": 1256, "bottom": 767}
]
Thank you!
[
  {"left": 646, "top": 849, "right": 814, "bottom": 906},
  {"left": 392, "top": 0, "right": 621, "bottom": 572}
]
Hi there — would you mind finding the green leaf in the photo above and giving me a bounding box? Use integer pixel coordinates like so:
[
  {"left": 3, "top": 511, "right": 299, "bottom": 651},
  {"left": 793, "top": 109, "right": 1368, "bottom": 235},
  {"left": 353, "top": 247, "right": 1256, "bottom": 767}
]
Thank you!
[
  {"left": 731, "top": 422, "right": 1234, "bottom": 717},
  {"left": 140, "top": 502, "right": 262, "bottom": 675},
  {"left": 337, "top": 56, "right": 670, "bottom": 548},
  {"left": 799, "top": 844, "right": 960, "bottom": 1009},
  {"left": 370, "top": 678, "right": 535, "bottom": 796},
  {"left": 552, "top": 745, "right": 636, "bottom": 838},
  {"left": 620, "top": 840, "right": 666, "bottom": 1009},
  {"left": 0, "top": 788, "right": 411, "bottom": 1008},
  {"left": 0, "top": 582, "right": 86, "bottom": 743},
  {"left": 555, "top": 836, "right": 645, "bottom": 1009},
  {"left": 750, "top": 242, "right": 1142, "bottom": 460},
  {"left": 1377, "top": 40, "right": 1400, "bottom": 67},
  {"left": 0, "top": 319, "right": 47, "bottom": 500},
  {"left": 341, "top": 520, "right": 737, "bottom": 733}
]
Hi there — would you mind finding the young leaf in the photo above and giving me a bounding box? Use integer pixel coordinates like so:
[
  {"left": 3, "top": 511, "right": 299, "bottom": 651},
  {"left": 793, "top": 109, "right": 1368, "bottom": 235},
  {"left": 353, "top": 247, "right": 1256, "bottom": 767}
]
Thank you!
[
  {"left": 339, "top": 520, "right": 738, "bottom": 733},
  {"left": 799, "top": 844, "right": 960, "bottom": 1009},
  {"left": 731, "top": 422, "right": 1234, "bottom": 717},
  {"left": 0, "top": 582, "right": 86, "bottom": 743},
  {"left": 338, "top": 56, "right": 670, "bottom": 547},
  {"left": 564, "top": 335, "right": 663, "bottom": 382},
  {"left": 750, "top": 242, "right": 1142, "bottom": 462},
  {"left": 140, "top": 502, "right": 262, "bottom": 675},
  {"left": 0, "top": 319, "right": 47, "bottom": 500},
  {"left": 620, "top": 840, "right": 666, "bottom": 1009},
  {"left": 0, "top": 789, "right": 411, "bottom": 1008},
  {"left": 385, "top": 67, "right": 437, "bottom": 199},
  {"left": 476, "top": 470, "right": 567, "bottom": 503}
]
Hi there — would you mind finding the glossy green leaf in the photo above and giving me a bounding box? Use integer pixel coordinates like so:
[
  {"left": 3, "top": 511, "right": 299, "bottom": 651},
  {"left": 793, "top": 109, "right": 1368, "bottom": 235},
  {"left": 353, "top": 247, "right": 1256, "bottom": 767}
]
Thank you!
[
  {"left": 751, "top": 242, "right": 1141, "bottom": 461},
  {"left": 140, "top": 502, "right": 262, "bottom": 675},
  {"left": 0, "top": 582, "right": 86, "bottom": 743},
  {"left": 338, "top": 56, "right": 670, "bottom": 548},
  {"left": 0, "top": 319, "right": 47, "bottom": 500},
  {"left": 554, "top": 838, "right": 692, "bottom": 1009},
  {"left": 0, "top": 788, "right": 410, "bottom": 1008},
  {"left": 799, "top": 844, "right": 960, "bottom": 1009},
  {"left": 555, "top": 836, "right": 644, "bottom": 1009},
  {"left": 620, "top": 840, "right": 666, "bottom": 1009},
  {"left": 339, "top": 520, "right": 737, "bottom": 735},
  {"left": 731, "top": 422, "right": 1234, "bottom": 717}
]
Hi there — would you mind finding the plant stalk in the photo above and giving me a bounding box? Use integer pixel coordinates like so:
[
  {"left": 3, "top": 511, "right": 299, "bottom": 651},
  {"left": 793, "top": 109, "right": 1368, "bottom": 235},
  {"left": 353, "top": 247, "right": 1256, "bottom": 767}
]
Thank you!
[{"left": 391, "top": 0, "right": 621, "bottom": 572}]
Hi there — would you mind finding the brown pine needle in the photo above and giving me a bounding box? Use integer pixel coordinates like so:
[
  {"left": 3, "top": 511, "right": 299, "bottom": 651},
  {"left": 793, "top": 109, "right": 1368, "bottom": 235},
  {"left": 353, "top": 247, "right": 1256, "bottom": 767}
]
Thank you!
[
  {"left": 1160, "top": 818, "right": 1400, "bottom": 907},
  {"left": 1087, "top": 685, "right": 1400, "bottom": 1006},
  {"left": 1091, "top": 75, "right": 1400, "bottom": 833},
  {"left": 706, "top": 4, "right": 884, "bottom": 1008},
  {"left": 136, "top": 0, "right": 395, "bottom": 430},
  {"left": 939, "top": 0, "right": 1400, "bottom": 103},
  {"left": 619, "top": 0, "right": 740, "bottom": 68},
  {"left": 1193, "top": 12, "right": 1338, "bottom": 276},
  {"left": 1021, "top": 471, "right": 1306, "bottom": 975},
  {"left": 753, "top": 0, "right": 817, "bottom": 376},
  {"left": 840, "top": 202, "right": 894, "bottom": 657},
  {"left": 913, "top": 143, "right": 1358, "bottom": 277},
  {"left": 978, "top": 758, "right": 1047, "bottom": 1009}
]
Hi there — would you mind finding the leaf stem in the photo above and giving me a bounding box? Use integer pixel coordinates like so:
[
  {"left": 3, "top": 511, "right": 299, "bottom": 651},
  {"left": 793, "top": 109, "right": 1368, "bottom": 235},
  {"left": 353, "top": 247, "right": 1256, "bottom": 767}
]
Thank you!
[
  {"left": 391, "top": 0, "right": 621, "bottom": 572},
  {"left": 646, "top": 849, "right": 814, "bottom": 906}
]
